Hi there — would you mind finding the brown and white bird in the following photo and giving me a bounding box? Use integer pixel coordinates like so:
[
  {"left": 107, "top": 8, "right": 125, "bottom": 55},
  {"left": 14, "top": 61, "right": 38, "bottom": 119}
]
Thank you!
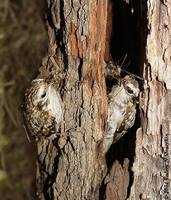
[
  {"left": 104, "top": 75, "right": 139, "bottom": 152},
  {"left": 23, "top": 78, "right": 63, "bottom": 140}
]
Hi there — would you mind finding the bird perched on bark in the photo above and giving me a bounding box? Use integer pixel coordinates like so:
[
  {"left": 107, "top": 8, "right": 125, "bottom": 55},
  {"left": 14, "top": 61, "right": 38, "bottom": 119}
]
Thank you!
[
  {"left": 23, "top": 78, "right": 63, "bottom": 140},
  {"left": 104, "top": 75, "right": 140, "bottom": 152}
]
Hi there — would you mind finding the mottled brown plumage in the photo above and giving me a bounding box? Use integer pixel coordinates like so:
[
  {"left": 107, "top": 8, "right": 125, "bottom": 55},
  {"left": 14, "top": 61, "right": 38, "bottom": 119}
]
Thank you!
[
  {"left": 104, "top": 75, "right": 139, "bottom": 152},
  {"left": 23, "top": 78, "right": 63, "bottom": 140}
]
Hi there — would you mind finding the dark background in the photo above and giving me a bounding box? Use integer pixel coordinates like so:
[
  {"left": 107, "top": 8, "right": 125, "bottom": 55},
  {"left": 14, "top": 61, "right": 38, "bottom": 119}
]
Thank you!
[{"left": 0, "top": 1, "right": 47, "bottom": 199}]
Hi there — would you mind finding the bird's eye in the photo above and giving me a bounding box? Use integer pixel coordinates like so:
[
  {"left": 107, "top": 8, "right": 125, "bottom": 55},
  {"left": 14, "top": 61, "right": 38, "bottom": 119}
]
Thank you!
[
  {"left": 41, "top": 91, "right": 46, "bottom": 98},
  {"left": 122, "top": 79, "right": 127, "bottom": 85},
  {"left": 127, "top": 87, "right": 133, "bottom": 94}
]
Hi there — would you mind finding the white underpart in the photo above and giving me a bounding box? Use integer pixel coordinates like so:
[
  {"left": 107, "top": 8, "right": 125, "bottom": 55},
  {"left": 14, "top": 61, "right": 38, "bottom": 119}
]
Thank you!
[
  {"left": 104, "top": 86, "right": 133, "bottom": 152},
  {"left": 33, "top": 85, "right": 47, "bottom": 106},
  {"left": 47, "top": 85, "right": 63, "bottom": 129}
]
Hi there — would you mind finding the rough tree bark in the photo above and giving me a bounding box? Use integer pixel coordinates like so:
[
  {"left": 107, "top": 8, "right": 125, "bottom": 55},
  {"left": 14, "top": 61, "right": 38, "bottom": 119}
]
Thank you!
[
  {"left": 36, "top": 1, "right": 108, "bottom": 199},
  {"left": 35, "top": 0, "right": 171, "bottom": 200},
  {"left": 129, "top": 0, "right": 171, "bottom": 199}
]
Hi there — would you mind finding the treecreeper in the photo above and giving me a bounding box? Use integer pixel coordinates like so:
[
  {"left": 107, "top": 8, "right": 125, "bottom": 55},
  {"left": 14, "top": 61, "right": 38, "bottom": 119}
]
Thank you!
[
  {"left": 104, "top": 62, "right": 140, "bottom": 152},
  {"left": 23, "top": 60, "right": 139, "bottom": 153},
  {"left": 23, "top": 76, "right": 63, "bottom": 141}
]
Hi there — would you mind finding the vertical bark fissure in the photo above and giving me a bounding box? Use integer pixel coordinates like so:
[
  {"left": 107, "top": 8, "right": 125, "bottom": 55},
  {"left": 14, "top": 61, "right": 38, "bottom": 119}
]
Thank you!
[
  {"left": 103, "top": 0, "right": 143, "bottom": 199},
  {"left": 129, "top": 0, "right": 171, "bottom": 199},
  {"left": 37, "top": 1, "right": 108, "bottom": 199},
  {"left": 57, "top": 0, "right": 69, "bottom": 67}
]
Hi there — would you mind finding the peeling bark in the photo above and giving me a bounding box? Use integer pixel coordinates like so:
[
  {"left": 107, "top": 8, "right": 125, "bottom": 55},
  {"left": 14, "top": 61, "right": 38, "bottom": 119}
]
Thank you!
[
  {"left": 129, "top": 0, "right": 171, "bottom": 199},
  {"left": 104, "top": 159, "right": 129, "bottom": 200},
  {"left": 35, "top": 0, "right": 171, "bottom": 199}
]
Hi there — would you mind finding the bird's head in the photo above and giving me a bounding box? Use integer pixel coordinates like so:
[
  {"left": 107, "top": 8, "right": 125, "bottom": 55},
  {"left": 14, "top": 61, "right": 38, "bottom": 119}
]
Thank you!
[
  {"left": 29, "top": 79, "right": 50, "bottom": 107},
  {"left": 122, "top": 75, "right": 140, "bottom": 98}
]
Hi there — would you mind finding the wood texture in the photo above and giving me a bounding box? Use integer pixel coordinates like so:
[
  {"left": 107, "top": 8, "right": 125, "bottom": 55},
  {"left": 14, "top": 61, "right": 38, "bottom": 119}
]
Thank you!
[
  {"left": 35, "top": 0, "right": 171, "bottom": 199},
  {"left": 36, "top": 1, "right": 108, "bottom": 199},
  {"left": 129, "top": 0, "right": 171, "bottom": 199}
]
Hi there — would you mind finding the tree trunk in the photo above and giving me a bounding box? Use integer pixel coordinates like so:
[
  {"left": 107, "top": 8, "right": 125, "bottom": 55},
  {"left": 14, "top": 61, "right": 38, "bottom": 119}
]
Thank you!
[
  {"left": 36, "top": 1, "right": 108, "bottom": 199},
  {"left": 35, "top": 0, "right": 171, "bottom": 200},
  {"left": 129, "top": 0, "right": 171, "bottom": 199}
]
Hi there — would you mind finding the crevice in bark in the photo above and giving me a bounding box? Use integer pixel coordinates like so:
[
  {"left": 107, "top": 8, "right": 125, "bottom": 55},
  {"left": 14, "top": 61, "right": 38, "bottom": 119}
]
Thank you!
[
  {"left": 43, "top": 174, "right": 51, "bottom": 200},
  {"left": 126, "top": 115, "right": 139, "bottom": 197},
  {"left": 45, "top": 0, "right": 68, "bottom": 69},
  {"left": 103, "top": 0, "right": 148, "bottom": 198},
  {"left": 109, "top": 0, "right": 140, "bottom": 74},
  {"left": 58, "top": 0, "right": 68, "bottom": 69},
  {"left": 48, "top": 140, "right": 63, "bottom": 198},
  {"left": 45, "top": 1, "right": 56, "bottom": 31},
  {"left": 40, "top": 139, "right": 63, "bottom": 199},
  {"left": 78, "top": 58, "right": 83, "bottom": 81},
  {"left": 99, "top": 179, "right": 106, "bottom": 200},
  {"left": 138, "top": 0, "right": 148, "bottom": 80}
]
